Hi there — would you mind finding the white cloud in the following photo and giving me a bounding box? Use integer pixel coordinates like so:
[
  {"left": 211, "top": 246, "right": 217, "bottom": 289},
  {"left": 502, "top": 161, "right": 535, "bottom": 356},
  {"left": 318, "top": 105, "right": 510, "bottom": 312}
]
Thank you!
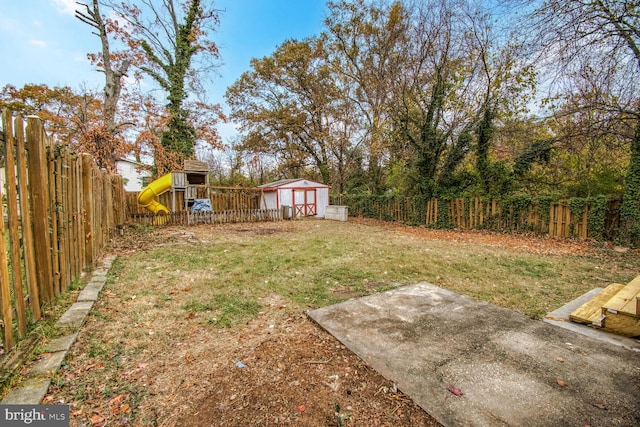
[
  {"left": 29, "top": 39, "right": 47, "bottom": 47},
  {"left": 51, "top": 0, "right": 80, "bottom": 16}
]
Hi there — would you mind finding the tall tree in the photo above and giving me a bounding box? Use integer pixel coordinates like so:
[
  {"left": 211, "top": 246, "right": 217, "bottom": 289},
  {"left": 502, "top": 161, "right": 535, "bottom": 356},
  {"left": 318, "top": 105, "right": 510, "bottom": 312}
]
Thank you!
[
  {"left": 108, "top": 0, "right": 224, "bottom": 165},
  {"left": 226, "top": 37, "right": 343, "bottom": 184},
  {"left": 0, "top": 83, "right": 136, "bottom": 168},
  {"left": 0, "top": 84, "right": 86, "bottom": 140},
  {"left": 528, "top": 0, "right": 640, "bottom": 244},
  {"left": 325, "top": 0, "right": 407, "bottom": 192},
  {"left": 75, "top": 1, "right": 133, "bottom": 169},
  {"left": 0, "top": 83, "right": 101, "bottom": 141},
  {"left": 76, "top": 0, "right": 131, "bottom": 139},
  {"left": 389, "top": 0, "right": 533, "bottom": 198}
]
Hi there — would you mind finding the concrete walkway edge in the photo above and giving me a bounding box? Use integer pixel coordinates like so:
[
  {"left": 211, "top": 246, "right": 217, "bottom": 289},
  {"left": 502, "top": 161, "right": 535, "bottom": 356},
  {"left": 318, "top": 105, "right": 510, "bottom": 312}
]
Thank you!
[{"left": 1, "top": 255, "right": 117, "bottom": 405}]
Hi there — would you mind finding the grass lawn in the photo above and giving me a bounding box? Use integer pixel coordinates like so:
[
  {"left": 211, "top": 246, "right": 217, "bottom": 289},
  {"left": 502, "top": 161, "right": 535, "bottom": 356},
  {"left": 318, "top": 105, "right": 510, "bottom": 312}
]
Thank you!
[
  {"left": 41, "top": 218, "right": 639, "bottom": 426},
  {"left": 115, "top": 219, "right": 638, "bottom": 322}
]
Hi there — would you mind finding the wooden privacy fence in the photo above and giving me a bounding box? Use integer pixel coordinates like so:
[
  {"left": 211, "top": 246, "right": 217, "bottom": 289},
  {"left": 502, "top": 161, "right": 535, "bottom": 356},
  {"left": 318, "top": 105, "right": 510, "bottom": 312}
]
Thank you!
[
  {"left": 427, "top": 197, "right": 591, "bottom": 238},
  {"left": 336, "top": 195, "right": 619, "bottom": 240},
  {"left": 0, "top": 111, "right": 126, "bottom": 352}
]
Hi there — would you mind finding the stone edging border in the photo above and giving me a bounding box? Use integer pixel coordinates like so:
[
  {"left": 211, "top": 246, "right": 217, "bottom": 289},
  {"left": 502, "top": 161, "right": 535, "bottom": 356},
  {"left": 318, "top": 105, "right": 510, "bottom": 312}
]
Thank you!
[{"left": 1, "top": 255, "right": 117, "bottom": 405}]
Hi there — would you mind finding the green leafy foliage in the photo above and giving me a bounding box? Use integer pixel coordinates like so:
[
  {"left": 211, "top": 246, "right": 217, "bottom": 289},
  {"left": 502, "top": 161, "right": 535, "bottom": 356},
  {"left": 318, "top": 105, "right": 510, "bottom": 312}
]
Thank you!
[
  {"left": 586, "top": 195, "right": 608, "bottom": 241},
  {"left": 513, "top": 139, "right": 554, "bottom": 178},
  {"left": 619, "top": 120, "right": 640, "bottom": 246}
]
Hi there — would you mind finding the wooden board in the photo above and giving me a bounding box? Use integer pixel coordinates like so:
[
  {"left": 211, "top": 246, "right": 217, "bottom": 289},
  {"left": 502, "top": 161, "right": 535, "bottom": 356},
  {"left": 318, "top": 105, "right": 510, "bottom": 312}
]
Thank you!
[
  {"left": 570, "top": 283, "right": 625, "bottom": 325},
  {"left": 602, "top": 311, "right": 640, "bottom": 337},
  {"left": 183, "top": 160, "right": 209, "bottom": 172},
  {"left": 601, "top": 275, "right": 640, "bottom": 317},
  {"left": 172, "top": 172, "right": 187, "bottom": 188}
]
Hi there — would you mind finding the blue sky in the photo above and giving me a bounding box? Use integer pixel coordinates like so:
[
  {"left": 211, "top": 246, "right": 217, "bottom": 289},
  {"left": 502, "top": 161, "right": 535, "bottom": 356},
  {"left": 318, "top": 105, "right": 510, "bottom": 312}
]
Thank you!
[{"left": 0, "top": 0, "right": 328, "bottom": 141}]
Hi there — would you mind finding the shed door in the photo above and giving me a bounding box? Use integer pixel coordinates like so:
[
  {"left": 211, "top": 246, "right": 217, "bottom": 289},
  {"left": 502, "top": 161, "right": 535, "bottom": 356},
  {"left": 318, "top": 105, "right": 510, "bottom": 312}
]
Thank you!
[
  {"left": 293, "top": 189, "right": 317, "bottom": 216},
  {"left": 305, "top": 190, "right": 317, "bottom": 215}
]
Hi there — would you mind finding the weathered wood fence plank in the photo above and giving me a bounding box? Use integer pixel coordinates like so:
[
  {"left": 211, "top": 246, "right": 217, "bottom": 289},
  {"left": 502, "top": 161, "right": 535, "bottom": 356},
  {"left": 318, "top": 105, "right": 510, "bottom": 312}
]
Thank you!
[
  {"left": 27, "top": 116, "right": 55, "bottom": 304},
  {"left": 0, "top": 182, "right": 15, "bottom": 350},
  {"left": 0, "top": 110, "right": 126, "bottom": 351},
  {"left": 82, "top": 154, "right": 95, "bottom": 269},
  {"left": 336, "top": 195, "right": 620, "bottom": 241},
  {"left": 4, "top": 111, "right": 27, "bottom": 338},
  {"left": 14, "top": 114, "right": 41, "bottom": 321}
]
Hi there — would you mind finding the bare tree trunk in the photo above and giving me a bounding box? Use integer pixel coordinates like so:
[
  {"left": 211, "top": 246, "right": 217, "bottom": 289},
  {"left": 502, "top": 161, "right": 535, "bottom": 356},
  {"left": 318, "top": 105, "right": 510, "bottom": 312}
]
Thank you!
[{"left": 76, "top": 0, "right": 130, "bottom": 163}]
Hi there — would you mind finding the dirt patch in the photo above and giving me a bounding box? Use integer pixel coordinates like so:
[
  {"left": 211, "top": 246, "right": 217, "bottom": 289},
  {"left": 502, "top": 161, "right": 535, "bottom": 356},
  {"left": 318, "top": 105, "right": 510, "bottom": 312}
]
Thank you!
[
  {"left": 47, "top": 301, "right": 438, "bottom": 426},
  {"left": 180, "top": 316, "right": 436, "bottom": 427},
  {"left": 110, "top": 222, "right": 295, "bottom": 254}
]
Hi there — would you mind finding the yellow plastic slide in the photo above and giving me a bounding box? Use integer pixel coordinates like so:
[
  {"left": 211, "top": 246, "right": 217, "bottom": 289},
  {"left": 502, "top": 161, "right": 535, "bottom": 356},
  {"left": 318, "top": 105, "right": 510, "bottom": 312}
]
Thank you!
[{"left": 137, "top": 173, "right": 172, "bottom": 214}]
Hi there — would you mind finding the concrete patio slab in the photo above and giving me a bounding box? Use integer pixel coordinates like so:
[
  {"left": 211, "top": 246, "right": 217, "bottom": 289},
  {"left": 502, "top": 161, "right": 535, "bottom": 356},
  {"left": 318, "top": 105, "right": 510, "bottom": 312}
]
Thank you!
[{"left": 308, "top": 283, "right": 640, "bottom": 427}]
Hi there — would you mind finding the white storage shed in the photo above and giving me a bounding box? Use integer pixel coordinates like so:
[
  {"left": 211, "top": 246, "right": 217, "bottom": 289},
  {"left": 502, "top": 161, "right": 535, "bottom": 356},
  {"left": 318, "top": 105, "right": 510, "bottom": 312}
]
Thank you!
[{"left": 259, "top": 179, "right": 331, "bottom": 218}]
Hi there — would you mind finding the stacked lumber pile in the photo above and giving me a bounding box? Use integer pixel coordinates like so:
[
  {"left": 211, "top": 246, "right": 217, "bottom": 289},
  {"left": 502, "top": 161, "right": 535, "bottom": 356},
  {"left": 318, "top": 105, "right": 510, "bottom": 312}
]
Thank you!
[{"left": 570, "top": 275, "right": 640, "bottom": 337}]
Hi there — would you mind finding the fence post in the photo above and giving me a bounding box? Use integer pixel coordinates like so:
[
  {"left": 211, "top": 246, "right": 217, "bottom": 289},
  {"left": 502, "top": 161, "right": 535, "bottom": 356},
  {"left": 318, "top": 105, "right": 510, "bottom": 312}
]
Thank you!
[
  {"left": 112, "top": 175, "right": 125, "bottom": 230},
  {"left": 564, "top": 202, "right": 571, "bottom": 238},
  {"left": 26, "top": 116, "right": 54, "bottom": 303},
  {"left": 0, "top": 111, "right": 16, "bottom": 349},
  {"left": 75, "top": 157, "right": 85, "bottom": 274},
  {"left": 70, "top": 156, "right": 80, "bottom": 277},
  {"left": 63, "top": 148, "right": 73, "bottom": 289},
  {"left": 47, "top": 144, "right": 61, "bottom": 296},
  {"left": 580, "top": 203, "right": 589, "bottom": 239},
  {"left": 55, "top": 147, "right": 68, "bottom": 292},
  {"left": 3, "top": 110, "right": 27, "bottom": 337},
  {"left": 103, "top": 169, "right": 113, "bottom": 238},
  {"left": 82, "top": 154, "right": 95, "bottom": 268},
  {"left": 14, "top": 115, "right": 41, "bottom": 320},
  {"left": 0, "top": 180, "right": 15, "bottom": 350}
]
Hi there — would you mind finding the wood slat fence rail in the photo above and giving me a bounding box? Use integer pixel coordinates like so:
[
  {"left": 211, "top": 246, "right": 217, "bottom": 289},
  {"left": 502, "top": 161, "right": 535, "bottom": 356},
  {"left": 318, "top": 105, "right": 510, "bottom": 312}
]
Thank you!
[
  {"left": 128, "top": 208, "right": 283, "bottom": 227},
  {"left": 0, "top": 111, "right": 126, "bottom": 352},
  {"left": 334, "top": 195, "right": 621, "bottom": 241},
  {"left": 124, "top": 191, "right": 261, "bottom": 215}
]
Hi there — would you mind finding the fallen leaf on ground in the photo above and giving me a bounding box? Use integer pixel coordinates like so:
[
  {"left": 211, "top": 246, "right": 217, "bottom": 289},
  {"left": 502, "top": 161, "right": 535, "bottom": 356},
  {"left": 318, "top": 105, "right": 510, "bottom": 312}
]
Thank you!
[
  {"left": 592, "top": 400, "right": 607, "bottom": 410},
  {"left": 90, "top": 414, "right": 105, "bottom": 426},
  {"left": 448, "top": 386, "right": 463, "bottom": 396}
]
